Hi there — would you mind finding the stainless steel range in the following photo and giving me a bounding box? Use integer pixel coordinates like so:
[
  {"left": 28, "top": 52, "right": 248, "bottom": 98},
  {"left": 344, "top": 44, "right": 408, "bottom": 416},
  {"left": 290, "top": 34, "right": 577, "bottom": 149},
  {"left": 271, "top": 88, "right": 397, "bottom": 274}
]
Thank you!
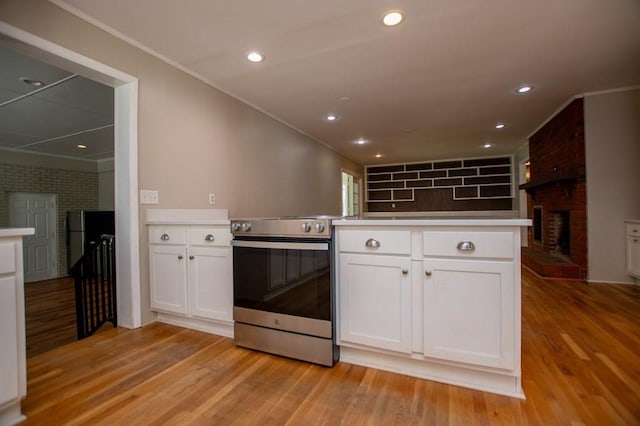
[{"left": 231, "top": 216, "right": 339, "bottom": 366}]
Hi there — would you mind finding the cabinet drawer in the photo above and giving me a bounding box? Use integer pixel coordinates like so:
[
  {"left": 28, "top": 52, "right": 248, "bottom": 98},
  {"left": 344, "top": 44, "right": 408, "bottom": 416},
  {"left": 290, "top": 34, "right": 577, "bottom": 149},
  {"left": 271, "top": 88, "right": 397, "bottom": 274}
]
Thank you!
[
  {"left": 188, "top": 227, "right": 231, "bottom": 246},
  {"left": 626, "top": 223, "right": 640, "bottom": 237},
  {"left": 423, "top": 231, "right": 514, "bottom": 259},
  {"left": 0, "top": 243, "right": 16, "bottom": 274},
  {"left": 338, "top": 229, "right": 411, "bottom": 255},
  {"left": 149, "top": 226, "right": 187, "bottom": 245}
]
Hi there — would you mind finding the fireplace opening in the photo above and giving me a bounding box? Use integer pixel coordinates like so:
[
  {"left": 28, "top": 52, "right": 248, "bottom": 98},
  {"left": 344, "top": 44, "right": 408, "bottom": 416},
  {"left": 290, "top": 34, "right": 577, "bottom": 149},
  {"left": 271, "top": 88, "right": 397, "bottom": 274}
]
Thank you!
[
  {"left": 549, "top": 210, "right": 570, "bottom": 257},
  {"left": 532, "top": 206, "right": 543, "bottom": 244}
]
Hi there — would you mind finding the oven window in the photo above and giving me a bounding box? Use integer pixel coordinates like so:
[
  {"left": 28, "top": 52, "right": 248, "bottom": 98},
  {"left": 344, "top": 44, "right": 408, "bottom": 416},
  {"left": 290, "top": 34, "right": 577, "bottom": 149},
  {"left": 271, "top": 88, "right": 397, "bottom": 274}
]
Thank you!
[{"left": 233, "top": 245, "right": 331, "bottom": 320}]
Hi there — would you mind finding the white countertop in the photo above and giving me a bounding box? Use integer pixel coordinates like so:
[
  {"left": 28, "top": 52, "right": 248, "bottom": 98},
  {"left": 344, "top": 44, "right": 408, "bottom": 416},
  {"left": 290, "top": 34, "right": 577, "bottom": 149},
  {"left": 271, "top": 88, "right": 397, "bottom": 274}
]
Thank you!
[
  {"left": 146, "top": 209, "right": 230, "bottom": 225},
  {"left": 0, "top": 228, "right": 35, "bottom": 237},
  {"left": 625, "top": 219, "right": 640, "bottom": 225},
  {"left": 333, "top": 218, "right": 531, "bottom": 227}
]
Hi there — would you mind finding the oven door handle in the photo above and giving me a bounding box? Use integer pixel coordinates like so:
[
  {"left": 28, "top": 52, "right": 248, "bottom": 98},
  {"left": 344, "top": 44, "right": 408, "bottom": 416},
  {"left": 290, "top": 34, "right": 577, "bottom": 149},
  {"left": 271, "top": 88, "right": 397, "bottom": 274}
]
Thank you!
[{"left": 232, "top": 240, "right": 329, "bottom": 251}]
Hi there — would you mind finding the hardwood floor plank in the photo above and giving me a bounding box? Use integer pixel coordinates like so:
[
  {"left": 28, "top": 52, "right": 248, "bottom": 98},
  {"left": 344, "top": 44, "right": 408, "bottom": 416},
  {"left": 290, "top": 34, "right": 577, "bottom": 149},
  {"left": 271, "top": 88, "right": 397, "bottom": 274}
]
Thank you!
[{"left": 21, "top": 268, "right": 640, "bottom": 425}]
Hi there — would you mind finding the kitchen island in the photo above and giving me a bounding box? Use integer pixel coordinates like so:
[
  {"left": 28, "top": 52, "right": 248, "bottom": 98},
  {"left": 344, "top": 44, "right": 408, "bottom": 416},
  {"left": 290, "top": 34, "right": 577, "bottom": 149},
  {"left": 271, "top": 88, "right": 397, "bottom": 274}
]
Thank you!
[{"left": 333, "top": 217, "right": 530, "bottom": 398}]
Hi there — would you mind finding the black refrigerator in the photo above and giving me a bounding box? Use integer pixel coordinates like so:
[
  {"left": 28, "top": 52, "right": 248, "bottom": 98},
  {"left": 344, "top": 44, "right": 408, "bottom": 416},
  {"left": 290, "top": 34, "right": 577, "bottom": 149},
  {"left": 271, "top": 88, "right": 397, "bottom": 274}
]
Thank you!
[{"left": 66, "top": 210, "right": 115, "bottom": 271}]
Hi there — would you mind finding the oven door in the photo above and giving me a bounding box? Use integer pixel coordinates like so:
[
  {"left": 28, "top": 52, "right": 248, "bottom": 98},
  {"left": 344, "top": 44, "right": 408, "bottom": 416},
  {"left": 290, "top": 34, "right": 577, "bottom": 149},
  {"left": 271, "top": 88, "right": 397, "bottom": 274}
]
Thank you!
[{"left": 232, "top": 239, "right": 331, "bottom": 321}]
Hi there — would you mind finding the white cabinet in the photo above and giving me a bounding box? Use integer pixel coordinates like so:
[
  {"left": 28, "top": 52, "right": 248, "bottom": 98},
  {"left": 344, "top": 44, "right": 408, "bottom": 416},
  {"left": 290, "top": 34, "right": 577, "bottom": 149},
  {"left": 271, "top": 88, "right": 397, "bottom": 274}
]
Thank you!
[
  {"left": 334, "top": 219, "right": 528, "bottom": 398},
  {"left": 339, "top": 253, "right": 412, "bottom": 353},
  {"left": 422, "top": 258, "right": 514, "bottom": 369},
  {"left": 147, "top": 210, "right": 232, "bottom": 337},
  {"left": 626, "top": 221, "right": 640, "bottom": 282},
  {"left": 0, "top": 229, "right": 33, "bottom": 426},
  {"left": 149, "top": 244, "right": 188, "bottom": 314}
]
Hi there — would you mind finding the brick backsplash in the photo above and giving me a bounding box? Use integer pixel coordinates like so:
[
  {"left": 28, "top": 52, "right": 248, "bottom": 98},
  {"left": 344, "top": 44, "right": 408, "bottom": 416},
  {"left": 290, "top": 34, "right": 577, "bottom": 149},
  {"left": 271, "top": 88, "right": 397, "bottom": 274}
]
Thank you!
[
  {"left": 366, "top": 156, "right": 513, "bottom": 212},
  {"left": 0, "top": 163, "right": 99, "bottom": 277}
]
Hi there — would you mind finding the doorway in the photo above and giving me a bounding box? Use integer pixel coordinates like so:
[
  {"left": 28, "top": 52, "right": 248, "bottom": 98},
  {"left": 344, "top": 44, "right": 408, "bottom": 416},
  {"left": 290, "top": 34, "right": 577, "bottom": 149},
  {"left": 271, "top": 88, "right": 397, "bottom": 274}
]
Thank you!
[
  {"left": 342, "top": 170, "right": 362, "bottom": 217},
  {"left": 0, "top": 21, "right": 141, "bottom": 329},
  {"left": 8, "top": 192, "right": 57, "bottom": 282}
]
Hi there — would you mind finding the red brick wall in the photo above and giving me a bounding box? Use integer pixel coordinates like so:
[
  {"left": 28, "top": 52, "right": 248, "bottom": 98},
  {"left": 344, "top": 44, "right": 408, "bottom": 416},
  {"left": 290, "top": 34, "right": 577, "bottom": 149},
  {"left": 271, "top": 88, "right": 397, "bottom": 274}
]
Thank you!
[{"left": 528, "top": 98, "right": 588, "bottom": 277}]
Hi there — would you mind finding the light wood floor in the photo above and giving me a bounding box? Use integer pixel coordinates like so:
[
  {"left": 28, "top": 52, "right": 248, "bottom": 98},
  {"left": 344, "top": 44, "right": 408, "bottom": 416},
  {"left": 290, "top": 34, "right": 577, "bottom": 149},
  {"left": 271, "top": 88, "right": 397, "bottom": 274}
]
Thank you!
[{"left": 22, "top": 268, "right": 640, "bottom": 425}]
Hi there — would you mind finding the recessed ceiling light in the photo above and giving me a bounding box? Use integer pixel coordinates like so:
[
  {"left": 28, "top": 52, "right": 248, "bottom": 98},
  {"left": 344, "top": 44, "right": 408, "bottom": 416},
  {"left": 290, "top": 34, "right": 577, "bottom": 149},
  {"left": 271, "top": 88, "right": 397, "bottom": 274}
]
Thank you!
[
  {"left": 382, "top": 10, "right": 404, "bottom": 26},
  {"left": 375, "top": 153, "right": 383, "bottom": 158},
  {"left": 20, "top": 77, "right": 45, "bottom": 87},
  {"left": 483, "top": 143, "right": 492, "bottom": 149},
  {"left": 325, "top": 114, "right": 338, "bottom": 121},
  {"left": 77, "top": 144, "right": 87, "bottom": 149},
  {"left": 355, "top": 139, "right": 367, "bottom": 145},
  {"left": 247, "top": 52, "right": 264, "bottom": 63},
  {"left": 495, "top": 123, "right": 505, "bottom": 129},
  {"left": 339, "top": 96, "right": 351, "bottom": 103},
  {"left": 517, "top": 85, "right": 533, "bottom": 94}
]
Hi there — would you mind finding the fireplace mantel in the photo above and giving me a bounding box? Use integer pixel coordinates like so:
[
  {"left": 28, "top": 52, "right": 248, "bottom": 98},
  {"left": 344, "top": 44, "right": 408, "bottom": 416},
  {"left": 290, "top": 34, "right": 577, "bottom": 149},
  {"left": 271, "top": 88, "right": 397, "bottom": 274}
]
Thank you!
[{"left": 519, "top": 174, "right": 581, "bottom": 200}]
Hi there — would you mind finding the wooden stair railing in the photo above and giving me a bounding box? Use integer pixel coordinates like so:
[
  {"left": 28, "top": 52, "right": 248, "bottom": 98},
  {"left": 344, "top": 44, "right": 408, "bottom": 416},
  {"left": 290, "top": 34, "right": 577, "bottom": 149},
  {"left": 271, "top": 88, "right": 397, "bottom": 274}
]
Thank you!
[{"left": 69, "top": 234, "right": 117, "bottom": 339}]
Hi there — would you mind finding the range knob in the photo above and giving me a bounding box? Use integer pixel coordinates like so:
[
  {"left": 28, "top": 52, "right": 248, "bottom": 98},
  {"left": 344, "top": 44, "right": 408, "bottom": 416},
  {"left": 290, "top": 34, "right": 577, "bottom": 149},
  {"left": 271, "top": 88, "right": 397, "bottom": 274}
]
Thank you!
[
  {"left": 314, "top": 222, "right": 325, "bottom": 233},
  {"left": 240, "top": 222, "right": 252, "bottom": 232},
  {"left": 301, "top": 223, "right": 311, "bottom": 233},
  {"left": 231, "top": 222, "right": 241, "bottom": 232}
]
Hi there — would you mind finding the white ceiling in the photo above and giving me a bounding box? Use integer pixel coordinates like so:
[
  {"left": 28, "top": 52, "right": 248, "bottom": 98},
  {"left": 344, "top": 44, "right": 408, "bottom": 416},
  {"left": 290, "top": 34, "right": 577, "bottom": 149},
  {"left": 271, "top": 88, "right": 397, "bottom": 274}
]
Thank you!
[
  {"left": 8, "top": 1, "right": 640, "bottom": 165},
  {"left": 0, "top": 43, "right": 114, "bottom": 161}
]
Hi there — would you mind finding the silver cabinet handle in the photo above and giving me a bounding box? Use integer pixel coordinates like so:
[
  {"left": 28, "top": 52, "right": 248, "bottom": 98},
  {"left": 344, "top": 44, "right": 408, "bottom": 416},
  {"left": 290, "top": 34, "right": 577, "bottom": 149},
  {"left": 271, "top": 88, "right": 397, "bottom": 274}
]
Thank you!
[
  {"left": 160, "top": 233, "right": 170, "bottom": 241},
  {"left": 189, "top": 255, "right": 195, "bottom": 260},
  {"left": 457, "top": 241, "right": 475, "bottom": 251},
  {"left": 402, "top": 268, "right": 408, "bottom": 275},
  {"left": 425, "top": 270, "right": 432, "bottom": 277},
  {"left": 205, "top": 234, "right": 215, "bottom": 242},
  {"left": 365, "top": 238, "right": 380, "bottom": 248},
  {"left": 177, "top": 255, "right": 183, "bottom": 260}
]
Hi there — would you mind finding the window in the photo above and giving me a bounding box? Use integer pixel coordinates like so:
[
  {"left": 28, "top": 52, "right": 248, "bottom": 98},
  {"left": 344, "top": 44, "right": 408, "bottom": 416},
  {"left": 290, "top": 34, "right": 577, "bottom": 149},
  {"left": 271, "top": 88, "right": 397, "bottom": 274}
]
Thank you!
[{"left": 341, "top": 171, "right": 361, "bottom": 217}]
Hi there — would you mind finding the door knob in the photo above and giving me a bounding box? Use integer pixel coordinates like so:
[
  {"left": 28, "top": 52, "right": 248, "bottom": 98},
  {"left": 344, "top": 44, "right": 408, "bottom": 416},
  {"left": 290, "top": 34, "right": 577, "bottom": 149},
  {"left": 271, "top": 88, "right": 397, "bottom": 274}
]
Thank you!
[
  {"left": 177, "top": 255, "right": 183, "bottom": 260},
  {"left": 402, "top": 268, "right": 408, "bottom": 275},
  {"left": 189, "top": 255, "right": 195, "bottom": 260},
  {"left": 425, "top": 270, "right": 432, "bottom": 277}
]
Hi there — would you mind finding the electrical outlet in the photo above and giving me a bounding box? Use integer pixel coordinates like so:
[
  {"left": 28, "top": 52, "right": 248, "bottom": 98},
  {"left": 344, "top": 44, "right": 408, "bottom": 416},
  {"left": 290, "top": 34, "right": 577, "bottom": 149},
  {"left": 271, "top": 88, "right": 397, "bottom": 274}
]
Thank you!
[
  {"left": 140, "top": 189, "right": 159, "bottom": 204},
  {"left": 208, "top": 193, "right": 216, "bottom": 205}
]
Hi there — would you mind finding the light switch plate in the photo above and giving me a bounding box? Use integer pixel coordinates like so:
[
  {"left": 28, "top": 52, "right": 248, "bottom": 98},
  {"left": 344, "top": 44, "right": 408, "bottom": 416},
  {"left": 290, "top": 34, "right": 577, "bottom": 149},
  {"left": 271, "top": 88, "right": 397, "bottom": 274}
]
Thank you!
[
  {"left": 140, "top": 189, "right": 159, "bottom": 204},
  {"left": 208, "top": 193, "right": 216, "bottom": 205}
]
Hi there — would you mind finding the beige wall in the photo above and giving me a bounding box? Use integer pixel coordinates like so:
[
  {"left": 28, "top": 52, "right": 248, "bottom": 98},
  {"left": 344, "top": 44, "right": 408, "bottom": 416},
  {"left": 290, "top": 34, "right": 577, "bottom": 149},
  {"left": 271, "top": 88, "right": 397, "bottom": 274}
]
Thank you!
[
  {"left": 1, "top": 0, "right": 362, "bottom": 323},
  {"left": 584, "top": 88, "right": 640, "bottom": 283}
]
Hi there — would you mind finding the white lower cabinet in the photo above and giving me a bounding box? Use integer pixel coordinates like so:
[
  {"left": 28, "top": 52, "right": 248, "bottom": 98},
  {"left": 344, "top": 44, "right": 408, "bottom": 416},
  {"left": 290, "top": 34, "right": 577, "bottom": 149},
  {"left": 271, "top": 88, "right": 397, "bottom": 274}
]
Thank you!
[
  {"left": 339, "top": 253, "right": 412, "bottom": 354},
  {"left": 150, "top": 245, "right": 188, "bottom": 314},
  {"left": 147, "top": 210, "right": 233, "bottom": 337},
  {"left": 335, "top": 222, "right": 527, "bottom": 398},
  {"left": 422, "top": 258, "right": 514, "bottom": 369},
  {"left": 189, "top": 246, "right": 232, "bottom": 321}
]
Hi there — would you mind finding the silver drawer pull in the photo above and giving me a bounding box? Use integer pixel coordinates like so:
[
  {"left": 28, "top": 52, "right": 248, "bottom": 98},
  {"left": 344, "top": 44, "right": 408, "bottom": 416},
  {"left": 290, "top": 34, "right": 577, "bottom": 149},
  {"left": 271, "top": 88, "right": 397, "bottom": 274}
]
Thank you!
[
  {"left": 177, "top": 255, "right": 183, "bottom": 260},
  {"left": 189, "top": 255, "right": 195, "bottom": 260},
  {"left": 402, "top": 268, "right": 408, "bottom": 275},
  {"left": 457, "top": 241, "right": 475, "bottom": 251},
  {"left": 425, "top": 270, "right": 432, "bottom": 277},
  {"left": 205, "top": 234, "right": 215, "bottom": 242},
  {"left": 365, "top": 238, "right": 380, "bottom": 248},
  {"left": 160, "top": 233, "right": 170, "bottom": 241}
]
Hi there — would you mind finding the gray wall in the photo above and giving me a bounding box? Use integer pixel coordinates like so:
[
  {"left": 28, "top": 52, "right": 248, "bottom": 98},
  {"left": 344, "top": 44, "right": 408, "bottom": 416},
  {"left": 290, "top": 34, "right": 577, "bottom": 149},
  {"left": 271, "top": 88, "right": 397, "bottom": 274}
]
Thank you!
[
  {"left": 584, "top": 88, "right": 640, "bottom": 283},
  {"left": 0, "top": 0, "right": 362, "bottom": 323}
]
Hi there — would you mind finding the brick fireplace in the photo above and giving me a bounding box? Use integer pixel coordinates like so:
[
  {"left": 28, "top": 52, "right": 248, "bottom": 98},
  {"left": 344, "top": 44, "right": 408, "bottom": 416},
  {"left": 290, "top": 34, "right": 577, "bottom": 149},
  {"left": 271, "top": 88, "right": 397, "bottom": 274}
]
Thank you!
[{"left": 522, "top": 98, "right": 587, "bottom": 279}]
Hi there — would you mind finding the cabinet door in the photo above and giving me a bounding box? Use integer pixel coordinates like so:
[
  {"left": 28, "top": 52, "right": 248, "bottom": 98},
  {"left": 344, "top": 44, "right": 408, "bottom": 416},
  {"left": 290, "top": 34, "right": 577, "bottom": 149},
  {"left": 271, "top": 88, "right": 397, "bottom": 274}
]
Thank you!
[
  {"left": 0, "top": 275, "right": 19, "bottom": 406},
  {"left": 423, "top": 258, "right": 515, "bottom": 370},
  {"left": 189, "top": 246, "right": 233, "bottom": 321},
  {"left": 627, "top": 236, "right": 640, "bottom": 278},
  {"left": 339, "top": 253, "right": 412, "bottom": 354},
  {"left": 149, "top": 245, "right": 188, "bottom": 314}
]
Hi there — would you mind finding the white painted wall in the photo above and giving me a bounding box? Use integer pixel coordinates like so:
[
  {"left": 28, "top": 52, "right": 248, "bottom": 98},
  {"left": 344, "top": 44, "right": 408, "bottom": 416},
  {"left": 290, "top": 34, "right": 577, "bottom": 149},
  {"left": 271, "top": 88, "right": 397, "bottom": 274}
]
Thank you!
[{"left": 584, "top": 88, "right": 640, "bottom": 283}]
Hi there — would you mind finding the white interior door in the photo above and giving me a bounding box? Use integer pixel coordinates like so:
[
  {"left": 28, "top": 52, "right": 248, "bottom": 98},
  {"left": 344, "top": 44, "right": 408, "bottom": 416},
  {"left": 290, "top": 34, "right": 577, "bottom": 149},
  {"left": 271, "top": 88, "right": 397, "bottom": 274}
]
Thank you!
[{"left": 8, "top": 192, "right": 57, "bottom": 282}]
